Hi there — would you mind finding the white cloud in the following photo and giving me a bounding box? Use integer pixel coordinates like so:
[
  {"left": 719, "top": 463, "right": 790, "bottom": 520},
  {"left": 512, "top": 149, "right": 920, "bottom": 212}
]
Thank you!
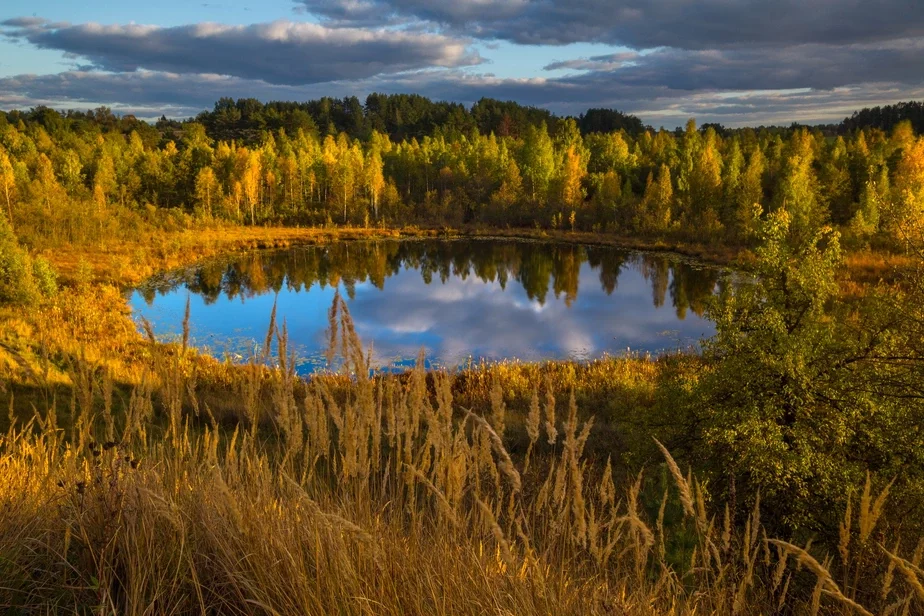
[{"left": 1, "top": 18, "right": 482, "bottom": 85}]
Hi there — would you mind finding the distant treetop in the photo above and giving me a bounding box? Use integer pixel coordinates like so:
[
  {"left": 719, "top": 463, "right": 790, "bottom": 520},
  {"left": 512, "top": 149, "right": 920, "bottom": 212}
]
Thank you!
[
  {"left": 577, "top": 108, "right": 645, "bottom": 136},
  {"left": 6, "top": 95, "right": 924, "bottom": 145},
  {"left": 841, "top": 101, "right": 924, "bottom": 135},
  {"left": 0, "top": 95, "right": 647, "bottom": 145}
]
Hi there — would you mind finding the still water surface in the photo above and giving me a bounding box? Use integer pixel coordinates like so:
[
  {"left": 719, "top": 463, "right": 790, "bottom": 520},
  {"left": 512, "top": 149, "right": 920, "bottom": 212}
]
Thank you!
[{"left": 130, "top": 239, "right": 721, "bottom": 374}]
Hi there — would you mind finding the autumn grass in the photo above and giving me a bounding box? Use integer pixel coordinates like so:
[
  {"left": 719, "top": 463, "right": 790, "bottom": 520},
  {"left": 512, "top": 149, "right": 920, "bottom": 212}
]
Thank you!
[
  {"left": 1, "top": 293, "right": 921, "bottom": 615},
  {"left": 28, "top": 215, "right": 912, "bottom": 305},
  {"left": 1, "top": 228, "right": 921, "bottom": 613},
  {"left": 38, "top": 222, "right": 452, "bottom": 287},
  {"left": 33, "top": 219, "right": 750, "bottom": 290},
  {"left": 0, "top": 274, "right": 697, "bottom": 479}
]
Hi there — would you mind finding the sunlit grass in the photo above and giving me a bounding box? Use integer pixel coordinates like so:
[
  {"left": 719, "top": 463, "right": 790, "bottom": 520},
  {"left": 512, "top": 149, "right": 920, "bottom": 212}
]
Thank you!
[{"left": 1, "top": 288, "right": 921, "bottom": 614}]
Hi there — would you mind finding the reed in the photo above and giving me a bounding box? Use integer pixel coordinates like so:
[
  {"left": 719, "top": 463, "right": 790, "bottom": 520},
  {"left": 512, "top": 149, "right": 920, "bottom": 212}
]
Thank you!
[{"left": 1, "top": 295, "right": 919, "bottom": 615}]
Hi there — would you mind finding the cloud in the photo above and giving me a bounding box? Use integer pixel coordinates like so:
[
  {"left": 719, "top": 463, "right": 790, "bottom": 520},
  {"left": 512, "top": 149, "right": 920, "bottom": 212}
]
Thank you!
[
  {"left": 2, "top": 2, "right": 923, "bottom": 128},
  {"left": 1, "top": 0, "right": 922, "bottom": 128},
  {"left": 132, "top": 249, "right": 715, "bottom": 371},
  {"left": 545, "top": 40, "right": 924, "bottom": 92},
  {"left": 3, "top": 68, "right": 924, "bottom": 127},
  {"left": 544, "top": 52, "right": 639, "bottom": 72},
  {"left": 2, "top": 17, "right": 53, "bottom": 28},
  {"left": 295, "top": 0, "right": 529, "bottom": 30},
  {"left": 8, "top": 26, "right": 921, "bottom": 102},
  {"left": 296, "top": 0, "right": 924, "bottom": 49},
  {"left": 0, "top": 17, "right": 482, "bottom": 85}
]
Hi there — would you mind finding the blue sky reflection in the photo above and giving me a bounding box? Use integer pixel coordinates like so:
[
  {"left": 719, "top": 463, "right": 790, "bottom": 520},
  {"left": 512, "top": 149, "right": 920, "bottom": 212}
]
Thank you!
[{"left": 130, "top": 240, "right": 718, "bottom": 373}]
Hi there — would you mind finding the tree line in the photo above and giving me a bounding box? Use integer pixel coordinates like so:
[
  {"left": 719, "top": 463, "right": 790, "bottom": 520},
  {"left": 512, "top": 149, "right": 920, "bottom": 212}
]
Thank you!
[
  {"left": 842, "top": 100, "right": 924, "bottom": 136},
  {"left": 2, "top": 97, "right": 924, "bottom": 250}
]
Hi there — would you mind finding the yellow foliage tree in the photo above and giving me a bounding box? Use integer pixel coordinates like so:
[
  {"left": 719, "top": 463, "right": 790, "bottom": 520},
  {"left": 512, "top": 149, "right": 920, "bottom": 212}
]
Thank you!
[
  {"left": 0, "top": 147, "right": 14, "bottom": 226},
  {"left": 560, "top": 145, "right": 585, "bottom": 211},
  {"left": 365, "top": 150, "right": 385, "bottom": 219},
  {"left": 195, "top": 167, "right": 220, "bottom": 218},
  {"left": 240, "top": 149, "right": 262, "bottom": 224},
  {"left": 893, "top": 137, "right": 924, "bottom": 237}
]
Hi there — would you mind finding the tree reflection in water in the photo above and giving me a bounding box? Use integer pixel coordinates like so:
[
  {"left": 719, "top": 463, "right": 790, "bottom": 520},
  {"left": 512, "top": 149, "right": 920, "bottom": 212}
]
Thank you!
[{"left": 133, "top": 239, "right": 722, "bottom": 373}]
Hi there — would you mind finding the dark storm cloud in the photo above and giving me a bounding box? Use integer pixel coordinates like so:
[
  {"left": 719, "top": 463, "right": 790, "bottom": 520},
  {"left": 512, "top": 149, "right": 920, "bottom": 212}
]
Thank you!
[
  {"left": 296, "top": 0, "right": 924, "bottom": 49},
  {"left": 0, "top": 18, "right": 481, "bottom": 85}
]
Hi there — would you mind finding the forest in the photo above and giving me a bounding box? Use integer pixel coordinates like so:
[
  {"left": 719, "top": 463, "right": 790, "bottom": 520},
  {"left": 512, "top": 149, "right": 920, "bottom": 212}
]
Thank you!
[
  {"left": 2, "top": 95, "right": 921, "bottom": 255},
  {"left": 1, "top": 96, "right": 924, "bottom": 614}
]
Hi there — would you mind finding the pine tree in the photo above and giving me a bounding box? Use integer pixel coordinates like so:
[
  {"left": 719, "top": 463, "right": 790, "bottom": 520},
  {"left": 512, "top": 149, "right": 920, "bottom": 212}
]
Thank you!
[
  {"left": 591, "top": 170, "right": 622, "bottom": 230},
  {"left": 820, "top": 136, "right": 853, "bottom": 225},
  {"left": 93, "top": 153, "right": 117, "bottom": 210},
  {"left": 240, "top": 149, "right": 262, "bottom": 225},
  {"left": 891, "top": 119, "right": 915, "bottom": 155},
  {"left": 689, "top": 129, "right": 723, "bottom": 233},
  {"left": 850, "top": 170, "right": 885, "bottom": 241},
  {"left": 722, "top": 138, "right": 743, "bottom": 226},
  {"left": 491, "top": 158, "right": 522, "bottom": 217}
]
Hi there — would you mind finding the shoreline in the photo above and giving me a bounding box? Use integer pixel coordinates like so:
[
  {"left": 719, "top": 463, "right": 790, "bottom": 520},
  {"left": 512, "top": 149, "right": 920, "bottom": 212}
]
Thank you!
[
  {"left": 0, "top": 222, "right": 906, "bottom": 393},
  {"left": 40, "top": 222, "right": 909, "bottom": 292},
  {"left": 41, "top": 223, "right": 752, "bottom": 290}
]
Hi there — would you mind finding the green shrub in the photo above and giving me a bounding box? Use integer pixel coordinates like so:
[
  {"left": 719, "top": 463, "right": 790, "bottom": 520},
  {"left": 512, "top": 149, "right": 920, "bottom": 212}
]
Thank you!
[
  {"left": 0, "top": 216, "right": 56, "bottom": 305},
  {"left": 698, "top": 209, "right": 924, "bottom": 536},
  {"left": 31, "top": 256, "right": 57, "bottom": 297}
]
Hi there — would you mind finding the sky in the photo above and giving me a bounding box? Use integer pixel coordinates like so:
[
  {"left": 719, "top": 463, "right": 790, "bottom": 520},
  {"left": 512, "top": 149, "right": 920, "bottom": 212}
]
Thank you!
[{"left": 2, "top": 0, "right": 924, "bottom": 127}]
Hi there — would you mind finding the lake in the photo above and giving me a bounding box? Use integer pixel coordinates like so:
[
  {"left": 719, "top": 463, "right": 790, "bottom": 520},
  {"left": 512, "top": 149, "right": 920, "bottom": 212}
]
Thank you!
[{"left": 130, "top": 239, "right": 721, "bottom": 374}]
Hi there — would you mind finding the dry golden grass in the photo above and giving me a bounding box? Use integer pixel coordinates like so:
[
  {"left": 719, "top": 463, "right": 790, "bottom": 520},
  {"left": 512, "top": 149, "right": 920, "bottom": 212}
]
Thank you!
[
  {"left": 1, "top": 294, "right": 920, "bottom": 615},
  {"left": 41, "top": 223, "right": 447, "bottom": 287},
  {"left": 2, "top": 221, "right": 921, "bottom": 614}
]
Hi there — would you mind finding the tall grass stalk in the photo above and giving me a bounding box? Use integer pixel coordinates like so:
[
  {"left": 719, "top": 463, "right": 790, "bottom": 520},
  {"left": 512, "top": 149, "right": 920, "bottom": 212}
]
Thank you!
[{"left": 0, "top": 297, "right": 919, "bottom": 615}]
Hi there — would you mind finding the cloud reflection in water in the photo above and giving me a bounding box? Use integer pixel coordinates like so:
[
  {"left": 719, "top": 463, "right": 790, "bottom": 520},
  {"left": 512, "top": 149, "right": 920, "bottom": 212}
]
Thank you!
[{"left": 130, "top": 239, "right": 719, "bottom": 374}]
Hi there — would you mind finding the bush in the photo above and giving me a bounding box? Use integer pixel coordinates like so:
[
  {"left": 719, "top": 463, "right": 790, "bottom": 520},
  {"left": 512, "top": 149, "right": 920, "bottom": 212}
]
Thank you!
[
  {"left": 698, "top": 209, "right": 924, "bottom": 536},
  {"left": 0, "top": 216, "right": 56, "bottom": 305},
  {"left": 31, "top": 256, "right": 57, "bottom": 297}
]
